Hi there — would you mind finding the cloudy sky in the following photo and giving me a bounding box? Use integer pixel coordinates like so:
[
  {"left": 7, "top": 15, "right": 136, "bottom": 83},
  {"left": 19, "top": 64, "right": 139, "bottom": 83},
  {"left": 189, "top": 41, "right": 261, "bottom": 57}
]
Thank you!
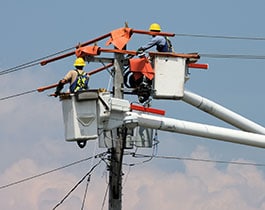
[{"left": 1, "top": 0, "right": 265, "bottom": 209}]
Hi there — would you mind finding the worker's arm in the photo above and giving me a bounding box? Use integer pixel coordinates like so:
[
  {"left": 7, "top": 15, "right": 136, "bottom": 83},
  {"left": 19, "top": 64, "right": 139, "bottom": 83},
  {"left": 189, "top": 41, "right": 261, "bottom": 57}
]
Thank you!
[
  {"left": 54, "top": 72, "right": 73, "bottom": 96},
  {"left": 138, "top": 36, "right": 162, "bottom": 53},
  {"left": 54, "top": 79, "right": 67, "bottom": 97}
]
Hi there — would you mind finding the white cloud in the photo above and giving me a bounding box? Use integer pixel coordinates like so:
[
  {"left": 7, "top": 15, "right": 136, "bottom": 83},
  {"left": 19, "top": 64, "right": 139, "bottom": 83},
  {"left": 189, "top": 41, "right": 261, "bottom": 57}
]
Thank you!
[
  {"left": 0, "top": 158, "right": 80, "bottom": 210},
  {"left": 122, "top": 146, "right": 265, "bottom": 210},
  {"left": 1, "top": 147, "right": 265, "bottom": 210}
]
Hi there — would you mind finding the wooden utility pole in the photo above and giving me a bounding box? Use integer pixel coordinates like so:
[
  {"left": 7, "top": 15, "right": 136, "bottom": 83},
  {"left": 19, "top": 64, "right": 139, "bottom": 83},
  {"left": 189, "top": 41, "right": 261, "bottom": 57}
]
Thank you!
[{"left": 109, "top": 52, "right": 125, "bottom": 210}]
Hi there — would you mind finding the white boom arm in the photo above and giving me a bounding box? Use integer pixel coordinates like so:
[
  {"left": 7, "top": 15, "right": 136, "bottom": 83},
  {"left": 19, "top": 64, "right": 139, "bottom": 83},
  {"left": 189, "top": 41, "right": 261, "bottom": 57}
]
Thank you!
[
  {"left": 125, "top": 112, "right": 265, "bottom": 148},
  {"left": 61, "top": 91, "right": 265, "bottom": 149},
  {"left": 182, "top": 90, "right": 265, "bottom": 134}
]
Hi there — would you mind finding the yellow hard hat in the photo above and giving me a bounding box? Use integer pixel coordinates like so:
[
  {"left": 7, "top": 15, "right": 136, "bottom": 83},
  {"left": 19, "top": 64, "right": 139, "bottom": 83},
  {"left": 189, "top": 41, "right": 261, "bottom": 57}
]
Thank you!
[
  {"left": 149, "top": 23, "right": 161, "bottom": 31},
  {"left": 74, "top": 57, "right": 86, "bottom": 66}
]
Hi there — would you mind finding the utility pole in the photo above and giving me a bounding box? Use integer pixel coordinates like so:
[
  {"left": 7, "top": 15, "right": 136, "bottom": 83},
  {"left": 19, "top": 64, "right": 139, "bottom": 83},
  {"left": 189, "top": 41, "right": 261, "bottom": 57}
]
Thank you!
[{"left": 108, "top": 52, "right": 125, "bottom": 210}]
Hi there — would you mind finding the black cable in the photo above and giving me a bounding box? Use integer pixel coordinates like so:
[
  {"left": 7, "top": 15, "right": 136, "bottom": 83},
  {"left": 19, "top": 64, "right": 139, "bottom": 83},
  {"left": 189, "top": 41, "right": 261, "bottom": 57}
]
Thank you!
[
  {"left": 81, "top": 174, "right": 91, "bottom": 210},
  {"left": 52, "top": 159, "right": 103, "bottom": 210},
  {"left": 175, "top": 33, "right": 265, "bottom": 41},
  {"left": 101, "top": 183, "right": 109, "bottom": 210},
  {"left": 0, "top": 153, "right": 106, "bottom": 190},
  {"left": 132, "top": 153, "right": 265, "bottom": 167},
  {"left": 0, "top": 46, "right": 75, "bottom": 76},
  {"left": 0, "top": 63, "right": 40, "bottom": 76},
  {"left": 201, "top": 53, "right": 265, "bottom": 60},
  {"left": 0, "top": 89, "right": 37, "bottom": 101},
  {"left": 1, "top": 51, "right": 265, "bottom": 103},
  {"left": 0, "top": 150, "right": 263, "bottom": 193},
  {"left": 1, "top": 41, "right": 265, "bottom": 78},
  {"left": 1, "top": 33, "right": 265, "bottom": 77}
]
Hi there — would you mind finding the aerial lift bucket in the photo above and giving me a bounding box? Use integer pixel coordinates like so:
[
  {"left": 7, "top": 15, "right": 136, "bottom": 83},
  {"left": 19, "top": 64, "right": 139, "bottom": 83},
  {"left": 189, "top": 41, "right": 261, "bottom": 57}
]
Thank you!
[
  {"left": 61, "top": 91, "right": 99, "bottom": 143},
  {"left": 153, "top": 55, "right": 187, "bottom": 100}
]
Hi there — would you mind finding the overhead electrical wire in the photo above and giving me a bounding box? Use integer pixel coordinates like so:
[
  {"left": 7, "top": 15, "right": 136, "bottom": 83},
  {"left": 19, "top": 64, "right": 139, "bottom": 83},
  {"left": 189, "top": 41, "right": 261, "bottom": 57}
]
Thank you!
[
  {"left": 0, "top": 152, "right": 106, "bottom": 190},
  {"left": 1, "top": 51, "right": 265, "bottom": 103},
  {"left": 52, "top": 159, "right": 103, "bottom": 210},
  {"left": 0, "top": 46, "right": 75, "bottom": 76},
  {"left": 0, "top": 151, "right": 264, "bottom": 193},
  {"left": 0, "top": 62, "right": 39, "bottom": 76},
  {"left": 0, "top": 89, "right": 37, "bottom": 101},
  {"left": 101, "top": 183, "right": 109, "bottom": 210},
  {"left": 200, "top": 53, "right": 265, "bottom": 60},
  {"left": 81, "top": 175, "right": 91, "bottom": 210},
  {"left": 132, "top": 153, "right": 265, "bottom": 167},
  {"left": 175, "top": 33, "right": 265, "bottom": 41},
  {"left": 1, "top": 32, "right": 265, "bottom": 191},
  {"left": 0, "top": 32, "right": 265, "bottom": 77}
]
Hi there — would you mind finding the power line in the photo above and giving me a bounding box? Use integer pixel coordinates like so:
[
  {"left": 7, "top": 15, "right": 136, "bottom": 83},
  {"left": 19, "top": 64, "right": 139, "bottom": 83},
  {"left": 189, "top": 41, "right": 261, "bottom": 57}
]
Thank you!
[
  {"left": 1, "top": 33, "right": 265, "bottom": 102},
  {"left": 1, "top": 53, "right": 265, "bottom": 103},
  {"left": 0, "top": 62, "right": 39, "bottom": 76},
  {"left": 1, "top": 151, "right": 264, "bottom": 192},
  {"left": 0, "top": 89, "right": 37, "bottom": 101},
  {"left": 101, "top": 183, "right": 109, "bottom": 210},
  {"left": 52, "top": 159, "right": 103, "bottom": 210},
  {"left": 132, "top": 153, "right": 265, "bottom": 167},
  {"left": 0, "top": 153, "right": 106, "bottom": 190},
  {"left": 1, "top": 33, "right": 265, "bottom": 77},
  {"left": 0, "top": 46, "right": 75, "bottom": 76},
  {"left": 201, "top": 53, "right": 265, "bottom": 59},
  {"left": 81, "top": 174, "right": 91, "bottom": 210},
  {"left": 175, "top": 33, "right": 265, "bottom": 41}
]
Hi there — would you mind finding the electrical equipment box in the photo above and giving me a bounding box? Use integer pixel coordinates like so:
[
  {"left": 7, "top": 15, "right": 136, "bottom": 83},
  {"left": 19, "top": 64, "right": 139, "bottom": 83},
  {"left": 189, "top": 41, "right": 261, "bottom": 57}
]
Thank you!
[
  {"left": 61, "top": 91, "right": 99, "bottom": 142},
  {"left": 153, "top": 56, "right": 187, "bottom": 99},
  {"left": 98, "top": 92, "right": 131, "bottom": 148},
  {"left": 125, "top": 126, "right": 153, "bottom": 148},
  {"left": 134, "top": 126, "right": 153, "bottom": 147},
  {"left": 98, "top": 130, "right": 113, "bottom": 148}
]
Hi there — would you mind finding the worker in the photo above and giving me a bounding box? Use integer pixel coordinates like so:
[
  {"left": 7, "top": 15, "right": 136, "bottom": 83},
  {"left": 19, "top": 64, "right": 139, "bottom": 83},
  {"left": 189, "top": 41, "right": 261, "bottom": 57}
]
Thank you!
[
  {"left": 137, "top": 23, "right": 173, "bottom": 54},
  {"left": 133, "top": 23, "right": 173, "bottom": 104},
  {"left": 54, "top": 57, "right": 90, "bottom": 96}
]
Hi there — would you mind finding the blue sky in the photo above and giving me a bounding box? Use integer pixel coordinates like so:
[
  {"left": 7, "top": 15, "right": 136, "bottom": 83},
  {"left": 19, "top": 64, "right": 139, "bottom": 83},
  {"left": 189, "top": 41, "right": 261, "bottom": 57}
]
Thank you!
[{"left": 1, "top": 0, "right": 265, "bottom": 209}]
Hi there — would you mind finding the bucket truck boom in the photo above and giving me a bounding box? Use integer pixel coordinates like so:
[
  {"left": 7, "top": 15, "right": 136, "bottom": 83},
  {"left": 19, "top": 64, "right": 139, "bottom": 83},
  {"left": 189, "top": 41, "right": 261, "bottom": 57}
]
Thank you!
[{"left": 60, "top": 90, "right": 265, "bottom": 149}]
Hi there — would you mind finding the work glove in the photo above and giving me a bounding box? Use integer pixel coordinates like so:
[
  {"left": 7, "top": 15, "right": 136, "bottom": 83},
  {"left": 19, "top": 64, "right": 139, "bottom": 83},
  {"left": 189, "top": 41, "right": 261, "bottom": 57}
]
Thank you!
[
  {"left": 54, "top": 91, "right": 60, "bottom": 97},
  {"left": 54, "top": 80, "right": 64, "bottom": 97},
  {"left": 136, "top": 47, "right": 144, "bottom": 55}
]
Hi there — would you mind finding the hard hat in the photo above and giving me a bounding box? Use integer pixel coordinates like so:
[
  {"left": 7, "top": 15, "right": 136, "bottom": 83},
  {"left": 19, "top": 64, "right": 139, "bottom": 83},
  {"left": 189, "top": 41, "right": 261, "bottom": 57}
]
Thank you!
[
  {"left": 74, "top": 57, "right": 86, "bottom": 66},
  {"left": 149, "top": 23, "right": 161, "bottom": 31}
]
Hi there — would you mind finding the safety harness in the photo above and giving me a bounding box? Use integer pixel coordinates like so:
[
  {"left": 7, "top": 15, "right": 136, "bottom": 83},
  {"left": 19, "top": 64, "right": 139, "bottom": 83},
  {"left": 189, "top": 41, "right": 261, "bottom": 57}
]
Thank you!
[
  {"left": 157, "top": 37, "right": 173, "bottom": 52},
  {"left": 70, "top": 70, "right": 90, "bottom": 93}
]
